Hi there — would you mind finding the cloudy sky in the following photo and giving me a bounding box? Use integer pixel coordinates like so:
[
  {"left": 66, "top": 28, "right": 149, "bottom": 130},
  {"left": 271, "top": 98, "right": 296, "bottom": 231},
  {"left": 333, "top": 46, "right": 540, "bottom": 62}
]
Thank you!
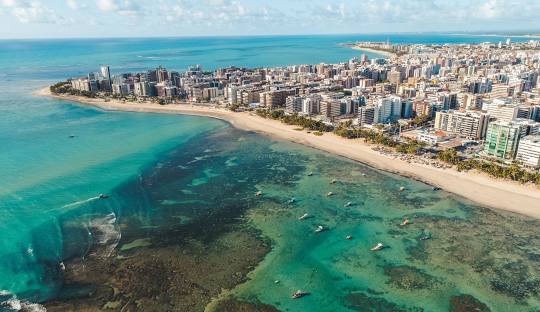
[{"left": 0, "top": 0, "right": 539, "bottom": 39}]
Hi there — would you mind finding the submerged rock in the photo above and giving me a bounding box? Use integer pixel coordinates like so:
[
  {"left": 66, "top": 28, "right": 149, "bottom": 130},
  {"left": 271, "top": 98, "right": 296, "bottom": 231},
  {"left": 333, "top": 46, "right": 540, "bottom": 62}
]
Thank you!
[
  {"left": 347, "top": 292, "right": 424, "bottom": 312},
  {"left": 384, "top": 265, "right": 440, "bottom": 290},
  {"left": 212, "top": 298, "right": 281, "bottom": 312},
  {"left": 449, "top": 294, "right": 490, "bottom": 312}
]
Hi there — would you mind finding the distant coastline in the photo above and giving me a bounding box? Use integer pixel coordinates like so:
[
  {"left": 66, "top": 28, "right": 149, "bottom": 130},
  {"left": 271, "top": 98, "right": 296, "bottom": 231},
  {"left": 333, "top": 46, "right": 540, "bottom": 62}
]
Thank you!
[
  {"left": 340, "top": 42, "right": 397, "bottom": 57},
  {"left": 350, "top": 46, "right": 397, "bottom": 58},
  {"left": 36, "top": 87, "right": 540, "bottom": 219},
  {"left": 449, "top": 33, "right": 540, "bottom": 39}
]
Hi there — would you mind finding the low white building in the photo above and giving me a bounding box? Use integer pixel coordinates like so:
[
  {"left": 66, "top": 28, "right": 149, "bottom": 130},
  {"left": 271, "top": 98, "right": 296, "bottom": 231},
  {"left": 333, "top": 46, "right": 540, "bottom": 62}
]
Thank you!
[{"left": 516, "top": 135, "right": 540, "bottom": 168}]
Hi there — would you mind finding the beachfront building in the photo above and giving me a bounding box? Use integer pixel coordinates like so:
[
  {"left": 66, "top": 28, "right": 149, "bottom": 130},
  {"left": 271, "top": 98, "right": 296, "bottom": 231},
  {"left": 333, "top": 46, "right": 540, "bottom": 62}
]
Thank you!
[
  {"left": 434, "top": 110, "right": 491, "bottom": 140},
  {"left": 260, "top": 89, "right": 296, "bottom": 108},
  {"left": 483, "top": 120, "right": 523, "bottom": 160},
  {"left": 374, "top": 95, "right": 402, "bottom": 124},
  {"left": 516, "top": 135, "right": 540, "bottom": 168},
  {"left": 320, "top": 99, "right": 342, "bottom": 119},
  {"left": 134, "top": 81, "right": 155, "bottom": 97},
  {"left": 285, "top": 96, "right": 303, "bottom": 114},
  {"left": 71, "top": 78, "right": 91, "bottom": 92},
  {"left": 302, "top": 95, "right": 321, "bottom": 116},
  {"left": 112, "top": 83, "right": 130, "bottom": 96},
  {"left": 358, "top": 106, "right": 375, "bottom": 126}
]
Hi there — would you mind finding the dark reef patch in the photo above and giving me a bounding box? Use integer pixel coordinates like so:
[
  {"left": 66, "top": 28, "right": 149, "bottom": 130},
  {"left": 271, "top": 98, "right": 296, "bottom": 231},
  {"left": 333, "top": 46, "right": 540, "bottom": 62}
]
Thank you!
[
  {"left": 383, "top": 265, "right": 440, "bottom": 290},
  {"left": 212, "top": 298, "right": 281, "bottom": 312},
  {"left": 449, "top": 294, "right": 490, "bottom": 312},
  {"left": 346, "top": 292, "right": 424, "bottom": 312}
]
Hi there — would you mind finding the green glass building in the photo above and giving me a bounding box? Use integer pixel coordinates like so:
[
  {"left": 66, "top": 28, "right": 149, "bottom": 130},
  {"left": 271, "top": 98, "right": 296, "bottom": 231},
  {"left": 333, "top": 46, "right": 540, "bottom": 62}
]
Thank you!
[{"left": 483, "top": 120, "right": 522, "bottom": 160}]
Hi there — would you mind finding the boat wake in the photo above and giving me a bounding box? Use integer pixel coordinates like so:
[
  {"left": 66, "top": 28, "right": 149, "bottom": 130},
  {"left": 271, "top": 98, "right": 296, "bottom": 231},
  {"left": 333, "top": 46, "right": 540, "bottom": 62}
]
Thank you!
[
  {"left": 89, "top": 213, "right": 121, "bottom": 257},
  {"left": 0, "top": 290, "right": 47, "bottom": 312},
  {"left": 62, "top": 196, "right": 101, "bottom": 209}
]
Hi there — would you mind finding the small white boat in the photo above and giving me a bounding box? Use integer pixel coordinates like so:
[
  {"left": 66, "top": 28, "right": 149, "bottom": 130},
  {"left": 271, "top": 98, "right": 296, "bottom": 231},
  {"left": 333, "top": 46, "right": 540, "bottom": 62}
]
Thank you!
[
  {"left": 370, "top": 243, "right": 385, "bottom": 251},
  {"left": 344, "top": 201, "right": 352, "bottom": 207},
  {"left": 59, "top": 262, "right": 66, "bottom": 271},
  {"left": 346, "top": 235, "right": 353, "bottom": 240},
  {"left": 362, "top": 173, "right": 366, "bottom": 177},
  {"left": 330, "top": 179, "right": 337, "bottom": 184},
  {"left": 298, "top": 213, "right": 309, "bottom": 220},
  {"left": 99, "top": 194, "right": 109, "bottom": 199},
  {"left": 326, "top": 192, "right": 334, "bottom": 197},
  {"left": 274, "top": 280, "right": 280, "bottom": 284},
  {"left": 292, "top": 290, "right": 309, "bottom": 299},
  {"left": 288, "top": 197, "right": 296, "bottom": 204},
  {"left": 255, "top": 191, "right": 262, "bottom": 197},
  {"left": 315, "top": 225, "right": 327, "bottom": 233},
  {"left": 307, "top": 172, "right": 313, "bottom": 176},
  {"left": 399, "top": 186, "right": 406, "bottom": 192},
  {"left": 400, "top": 219, "right": 411, "bottom": 226}
]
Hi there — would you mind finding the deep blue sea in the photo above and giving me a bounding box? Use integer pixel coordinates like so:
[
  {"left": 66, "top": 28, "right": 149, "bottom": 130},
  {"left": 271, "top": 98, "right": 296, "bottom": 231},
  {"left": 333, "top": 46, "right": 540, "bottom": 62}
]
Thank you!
[{"left": 1, "top": 34, "right": 539, "bottom": 311}]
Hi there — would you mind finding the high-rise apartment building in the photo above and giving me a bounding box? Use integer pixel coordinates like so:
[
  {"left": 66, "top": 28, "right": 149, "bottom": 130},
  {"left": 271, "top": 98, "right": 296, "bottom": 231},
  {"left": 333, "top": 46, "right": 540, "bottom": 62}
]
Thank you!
[
  {"left": 434, "top": 110, "right": 490, "bottom": 139},
  {"left": 516, "top": 135, "right": 540, "bottom": 168},
  {"left": 483, "top": 120, "right": 523, "bottom": 160}
]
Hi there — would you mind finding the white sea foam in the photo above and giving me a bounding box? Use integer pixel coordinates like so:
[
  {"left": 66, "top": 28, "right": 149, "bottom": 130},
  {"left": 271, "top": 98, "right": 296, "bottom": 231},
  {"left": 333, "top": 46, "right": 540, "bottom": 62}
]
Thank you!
[
  {"left": 0, "top": 291, "right": 47, "bottom": 312},
  {"left": 89, "top": 212, "right": 121, "bottom": 257}
]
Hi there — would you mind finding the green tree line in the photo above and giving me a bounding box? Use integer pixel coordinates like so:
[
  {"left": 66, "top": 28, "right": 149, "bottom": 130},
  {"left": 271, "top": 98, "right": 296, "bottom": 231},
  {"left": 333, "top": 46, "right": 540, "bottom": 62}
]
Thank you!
[
  {"left": 256, "top": 109, "right": 540, "bottom": 185},
  {"left": 438, "top": 149, "right": 540, "bottom": 184}
]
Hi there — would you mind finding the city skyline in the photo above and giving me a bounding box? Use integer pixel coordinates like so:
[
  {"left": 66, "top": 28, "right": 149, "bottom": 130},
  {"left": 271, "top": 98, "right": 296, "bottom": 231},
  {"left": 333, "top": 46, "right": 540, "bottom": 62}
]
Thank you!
[{"left": 1, "top": 0, "right": 540, "bottom": 39}]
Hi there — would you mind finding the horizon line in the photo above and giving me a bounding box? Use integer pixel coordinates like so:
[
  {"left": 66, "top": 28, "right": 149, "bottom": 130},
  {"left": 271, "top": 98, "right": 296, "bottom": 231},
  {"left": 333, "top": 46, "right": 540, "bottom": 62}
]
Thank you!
[{"left": 1, "top": 29, "right": 540, "bottom": 41}]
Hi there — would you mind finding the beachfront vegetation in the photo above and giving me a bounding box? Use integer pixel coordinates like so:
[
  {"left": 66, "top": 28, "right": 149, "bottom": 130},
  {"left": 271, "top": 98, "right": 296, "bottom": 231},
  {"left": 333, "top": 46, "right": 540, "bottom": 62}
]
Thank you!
[
  {"left": 438, "top": 148, "right": 540, "bottom": 184},
  {"left": 333, "top": 123, "right": 426, "bottom": 154},
  {"left": 256, "top": 109, "right": 540, "bottom": 185},
  {"left": 50, "top": 81, "right": 96, "bottom": 98},
  {"left": 255, "top": 109, "right": 333, "bottom": 132}
]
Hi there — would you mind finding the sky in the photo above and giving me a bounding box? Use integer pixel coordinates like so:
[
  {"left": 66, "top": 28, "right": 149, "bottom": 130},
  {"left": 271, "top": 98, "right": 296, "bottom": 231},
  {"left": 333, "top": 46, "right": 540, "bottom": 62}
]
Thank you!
[{"left": 0, "top": 0, "right": 539, "bottom": 39}]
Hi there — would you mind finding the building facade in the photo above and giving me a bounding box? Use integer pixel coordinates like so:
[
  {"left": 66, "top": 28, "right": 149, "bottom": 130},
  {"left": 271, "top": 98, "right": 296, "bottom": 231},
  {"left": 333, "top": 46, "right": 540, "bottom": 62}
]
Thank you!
[{"left": 483, "top": 121, "right": 523, "bottom": 160}]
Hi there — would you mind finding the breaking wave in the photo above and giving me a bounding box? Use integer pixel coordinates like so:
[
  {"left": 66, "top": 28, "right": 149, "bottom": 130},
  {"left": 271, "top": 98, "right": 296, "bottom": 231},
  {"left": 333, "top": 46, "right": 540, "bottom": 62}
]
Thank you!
[{"left": 0, "top": 291, "right": 46, "bottom": 312}]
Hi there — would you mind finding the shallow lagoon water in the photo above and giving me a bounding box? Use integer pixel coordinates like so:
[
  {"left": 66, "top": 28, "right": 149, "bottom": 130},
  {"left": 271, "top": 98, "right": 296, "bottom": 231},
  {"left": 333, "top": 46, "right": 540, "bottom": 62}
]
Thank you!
[
  {"left": 220, "top": 141, "right": 540, "bottom": 312},
  {"left": 40, "top": 123, "right": 540, "bottom": 312}
]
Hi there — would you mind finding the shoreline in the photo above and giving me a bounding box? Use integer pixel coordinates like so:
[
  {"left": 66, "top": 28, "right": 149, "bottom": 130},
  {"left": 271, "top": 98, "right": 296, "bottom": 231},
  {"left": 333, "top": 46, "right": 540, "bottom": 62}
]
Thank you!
[
  {"left": 349, "top": 45, "right": 397, "bottom": 58},
  {"left": 36, "top": 87, "right": 540, "bottom": 219}
]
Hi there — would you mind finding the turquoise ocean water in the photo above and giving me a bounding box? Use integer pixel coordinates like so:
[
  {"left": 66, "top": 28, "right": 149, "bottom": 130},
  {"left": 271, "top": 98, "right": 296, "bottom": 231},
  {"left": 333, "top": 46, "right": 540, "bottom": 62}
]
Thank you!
[{"left": 1, "top": 34, "right": 539, "bottom": 311}]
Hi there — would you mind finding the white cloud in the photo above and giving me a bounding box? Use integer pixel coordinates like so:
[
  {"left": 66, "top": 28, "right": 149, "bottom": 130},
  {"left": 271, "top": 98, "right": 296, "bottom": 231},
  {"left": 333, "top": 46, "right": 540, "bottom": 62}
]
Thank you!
[
  {"left": 96, "top": 0, "right": 142, "bottom": 16},
  {"left": 66, "top": 0, "right": 79, "bottom": 10},
  {"left": 3, "top": 0, "right": 539, "bottom": 35},
  {"left": 96, "top": 0, "right": 116, "bottom": 11},
  {"left": 1, "top": 0, "right": 69, "bottom": 24},
  {"left": 2, "top": 0, "right": 24, "bottom": 7}
]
